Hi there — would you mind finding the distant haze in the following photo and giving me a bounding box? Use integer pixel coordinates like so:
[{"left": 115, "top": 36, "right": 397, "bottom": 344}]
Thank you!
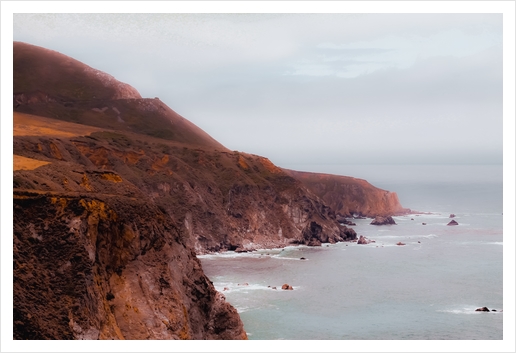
[{"left": 12, "top": 13, "right": 503, "bottom": 167}]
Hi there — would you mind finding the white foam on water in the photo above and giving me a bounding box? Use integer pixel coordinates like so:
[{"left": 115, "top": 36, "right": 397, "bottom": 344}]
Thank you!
[
  {"left": 437, "top": 306, "right": 502, "bottom": 315},
  {"left": 214, "top": 282, "right": 274, "bottom": 293}
]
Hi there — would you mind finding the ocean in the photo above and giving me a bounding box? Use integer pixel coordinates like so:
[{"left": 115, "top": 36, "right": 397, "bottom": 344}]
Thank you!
[{"left": 198, "top": 164, "right": 504, "bottom": 341}]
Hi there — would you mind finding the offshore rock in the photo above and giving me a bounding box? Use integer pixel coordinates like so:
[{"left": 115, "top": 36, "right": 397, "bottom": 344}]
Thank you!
[
  {"left": 357, "top": 235, "right": 375, "bottom": 245},
  {"left": 281, "top": 284, "right": 294, "bottom": 290},
  {"left": 370, "top": 216, "right": 397, "bottom": 225},
  {"left": 447, "top": 220, "right": 459, "bottom": 226},
  {"left": 475, "top": 307, "right": 490, "bottom": 312}
]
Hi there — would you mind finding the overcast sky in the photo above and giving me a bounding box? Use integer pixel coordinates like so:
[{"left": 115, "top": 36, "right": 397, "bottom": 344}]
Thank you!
[{"left": 12, "top": 12, "right": 503, "bottom": 168}]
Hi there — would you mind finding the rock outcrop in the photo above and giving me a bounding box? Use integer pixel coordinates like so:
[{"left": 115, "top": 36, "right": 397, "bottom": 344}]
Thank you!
[
  {"left": 13, "top": 191, "right": 246, "bottom": 340},
  {"left": 370, "top": 216, "right": 397, "bottom": 225},
  {"left": 283, "top": 170, "right": 410, "bottom": 218},
  {"left": 357, "top": 235, "right": 375, "bottom": 244}
]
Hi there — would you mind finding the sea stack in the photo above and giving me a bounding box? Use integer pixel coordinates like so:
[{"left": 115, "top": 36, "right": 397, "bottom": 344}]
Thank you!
[{"left": 371, "top": 216, "right": 397, "bottom": 225}]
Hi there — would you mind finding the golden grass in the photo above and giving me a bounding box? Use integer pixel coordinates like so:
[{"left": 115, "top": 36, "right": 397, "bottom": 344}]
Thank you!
[
  {"left": 13, "top": 155, "right": 50, "bottom": 171},
  {"left": 13, "top": 112, "right": 101, "bottom": 137}
]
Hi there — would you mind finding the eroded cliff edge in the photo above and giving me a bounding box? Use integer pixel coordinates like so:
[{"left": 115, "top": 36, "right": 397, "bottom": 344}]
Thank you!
[{"left": 284, "top": 170, "right": 410, "bottom": 218}]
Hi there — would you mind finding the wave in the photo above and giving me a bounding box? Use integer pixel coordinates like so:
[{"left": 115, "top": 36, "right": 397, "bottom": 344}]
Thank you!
[
  {"left": 214, "top": 281, "right": 301, "bottom": 292},
  {"left": 373, "top": 233, "right": 437, "bottom": 240},
  {"left": 437, "top": 307, "right": 502, "bottom": 315}
]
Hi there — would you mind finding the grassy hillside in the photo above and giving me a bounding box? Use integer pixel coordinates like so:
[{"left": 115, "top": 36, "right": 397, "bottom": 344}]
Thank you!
[{"left": 13, "top": 42, "right": 227, "bottom": 150}]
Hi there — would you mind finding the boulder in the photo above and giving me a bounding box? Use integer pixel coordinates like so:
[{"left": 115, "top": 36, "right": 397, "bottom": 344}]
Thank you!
[
  {"left": 370, "top": 216, "right": 396, "bottom": 225},
  {"left": 357, "top": 235, "right": 375, "bottom": 244},
  {"left": 447, "top": 220, "right": 459, "bottom": 226},
  {"left": 281, "top": 284, "right": 293, "bottom": 290},
  {"left": 300, "top": 257, "right": 306, "bottom": 260},
  {"left": 307, "top": 239, "right": 322, "bottom": 247},
  {"left": 336, "top": 215, "right": 355, "bottom": 225},
  {"left": 339, "top": 225, "right": 357, "bottom": 241},
  {"left": 475, "top": 307, "right": 490, "bottom": 312}
]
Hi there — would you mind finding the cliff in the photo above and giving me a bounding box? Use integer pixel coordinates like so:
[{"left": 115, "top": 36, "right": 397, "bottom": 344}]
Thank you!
[
  {"left": 283, "top": 170, "right": 410, "bottom": 217},
  {"left": 13, "top": 114, "right": 357, "bottom": 253},
  {"left": 13, "top": 191, "right": 246, "bottom": 340}
]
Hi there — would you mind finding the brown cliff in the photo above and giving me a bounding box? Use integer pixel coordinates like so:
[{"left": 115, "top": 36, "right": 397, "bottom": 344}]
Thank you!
[
  {"left": 13, "top": 191, "right": 246, "bottom": 340},
  {"left": 283, "top": 170, "right": 410, "bottom": 217}
]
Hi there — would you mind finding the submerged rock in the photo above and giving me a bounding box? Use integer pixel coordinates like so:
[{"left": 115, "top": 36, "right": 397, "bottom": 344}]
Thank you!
[
  {"left": 370, "top": 216, "right": 396, "bottom": 225},
  {"left": 396, "top": 242, "right": 406, "bottom": 246},
  {"left": 447, "top": 220, "right": 459, "bottom": 226},
  {"left": 449, "top": 214, "right": 456, "bottom": 218}
]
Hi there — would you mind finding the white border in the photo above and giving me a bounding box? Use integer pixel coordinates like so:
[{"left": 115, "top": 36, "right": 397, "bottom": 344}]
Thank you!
[{"left": 1, "top": 1, "right": 514, "bottom": 352}]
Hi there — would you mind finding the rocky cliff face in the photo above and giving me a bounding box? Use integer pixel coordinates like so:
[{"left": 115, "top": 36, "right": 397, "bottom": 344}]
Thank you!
[
  {"left": 284, "top": 170, "right": 410, "bottom": 217},
  {"left": 13, "top": 129, "right": 357, "bottom": 254},
  {"left": 13, "top": 191, "right": 246, "bottom": 340}
]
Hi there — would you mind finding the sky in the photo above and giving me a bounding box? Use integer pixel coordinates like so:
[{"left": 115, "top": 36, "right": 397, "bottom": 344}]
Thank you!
[{"left": 10, "top": 11, "right": 505, "bottom": 169}]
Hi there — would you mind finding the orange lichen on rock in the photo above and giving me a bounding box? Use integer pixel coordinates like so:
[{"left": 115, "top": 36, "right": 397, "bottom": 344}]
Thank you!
[
  {"left": 50, "top": 197, "right": 68, "bottom": 215},
  {"left": 49, "top": 142, "right": 63, "bottom": 160},
  {"left": 238, "top": 155, "right": 249, "bottom": 171},
  {"left": 178, "top": 305, "right": 190, "bottom": 340},
  {"left": 80, "top": 174, "right": 93, "bottom": 191},
  {"left": 112, "top": 149, "right": 144, "bottom": 165},
  {"left": 259, "top": 157, "right": 283, "bottom": 174},
  {"left": 79, "top": 199, "right": 117, "bottom": 221},
  {"left": 151, "top": 154, "right": 169, "bottom": 171},
  {"left": 13, "top": 155, "right": 50, "bottom": 171},
  {"left": 79, "top": 145, "right": 113, "bottom": 169},
  {"left": 100, "top": 172, "right": 123, "bottom": 183}
]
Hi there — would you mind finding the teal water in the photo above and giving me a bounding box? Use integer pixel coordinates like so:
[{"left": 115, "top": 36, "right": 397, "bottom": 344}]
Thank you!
[{"left": 199, "top": 165, "right": 503, "bottom": 340}]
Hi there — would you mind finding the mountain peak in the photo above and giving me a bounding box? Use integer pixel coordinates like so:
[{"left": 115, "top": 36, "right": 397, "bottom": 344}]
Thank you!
[{"left": 14, "top": 41, "right": 141, "bottom": 101}]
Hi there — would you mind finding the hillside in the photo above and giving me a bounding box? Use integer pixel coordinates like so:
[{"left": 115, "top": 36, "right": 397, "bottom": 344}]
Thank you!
[{"left": 13, "top": 42, "right": 226, "bottom": 150}]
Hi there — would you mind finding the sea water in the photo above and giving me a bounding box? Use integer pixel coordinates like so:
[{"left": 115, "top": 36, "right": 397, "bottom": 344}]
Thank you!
[{"left": 199, "top": 164, "right": 503, "bottom": 340}]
